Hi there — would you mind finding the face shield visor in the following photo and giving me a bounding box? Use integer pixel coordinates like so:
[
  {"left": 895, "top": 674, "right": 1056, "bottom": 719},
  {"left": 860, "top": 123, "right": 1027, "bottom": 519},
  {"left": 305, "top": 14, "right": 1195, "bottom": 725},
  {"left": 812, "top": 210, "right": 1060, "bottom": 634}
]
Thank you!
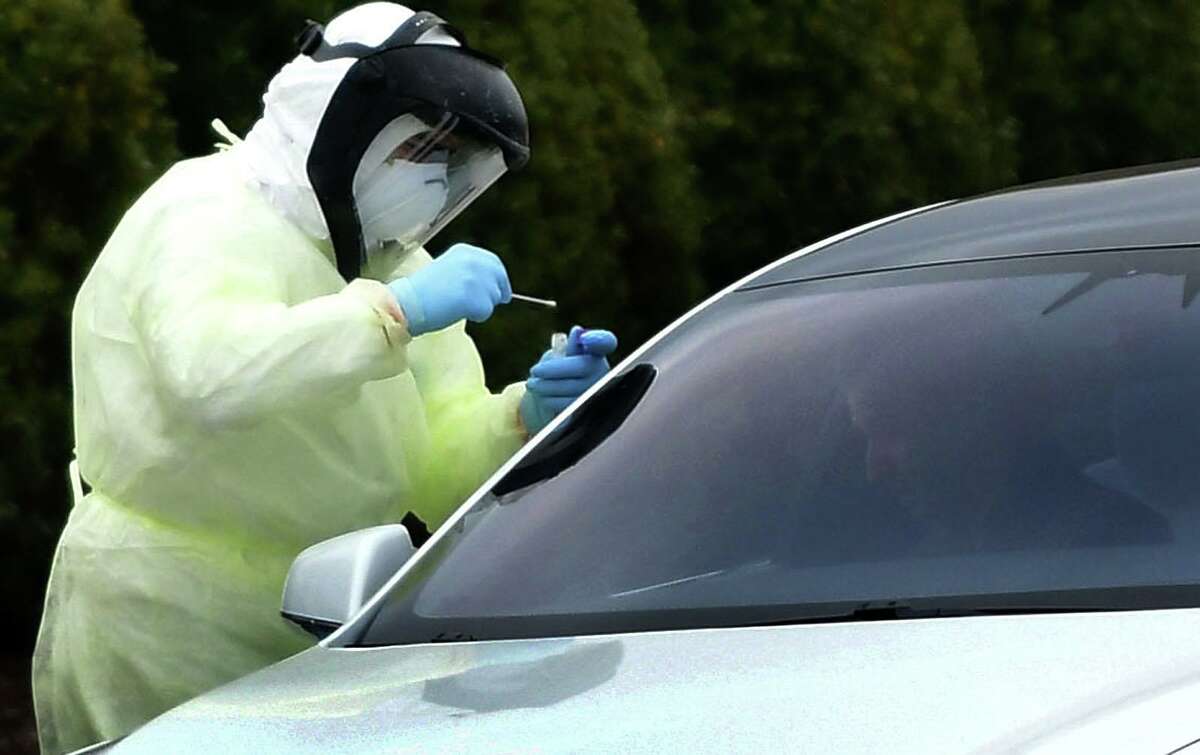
[
  {"left": 354, "top": 110, "right": 508, "bottom": 253},
  {"left": 300, "top": 11, "right": 529, "bottom": 279}
]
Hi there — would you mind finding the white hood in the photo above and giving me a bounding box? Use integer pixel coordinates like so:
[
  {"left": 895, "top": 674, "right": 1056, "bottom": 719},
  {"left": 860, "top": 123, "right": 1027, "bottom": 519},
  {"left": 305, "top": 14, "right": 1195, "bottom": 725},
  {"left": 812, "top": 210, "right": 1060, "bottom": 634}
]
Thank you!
[
  {"left": 229, "top": 2, "right": 459, "bottom": 241},
  {"left": 116, "top": 609, "right": 1200, "bottom": 754}
]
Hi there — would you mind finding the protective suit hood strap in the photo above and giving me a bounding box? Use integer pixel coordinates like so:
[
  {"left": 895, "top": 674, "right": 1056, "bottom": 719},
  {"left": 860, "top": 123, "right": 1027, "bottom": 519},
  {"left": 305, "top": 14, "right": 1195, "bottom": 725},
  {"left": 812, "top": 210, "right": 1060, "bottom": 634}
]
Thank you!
[{"left": 296, "top": 12, "right": 464, "bottom": 63}]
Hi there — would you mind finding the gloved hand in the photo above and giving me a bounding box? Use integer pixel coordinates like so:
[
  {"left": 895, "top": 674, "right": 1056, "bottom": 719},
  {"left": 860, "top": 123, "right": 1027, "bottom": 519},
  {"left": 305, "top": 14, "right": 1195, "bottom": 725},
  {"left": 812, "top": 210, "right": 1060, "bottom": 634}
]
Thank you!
[
  {"left": 388, "top": 243, "right": 512, "bottom": 336},
  {"left": 520, "top": 325, "right": 618, "bottom": 435}
]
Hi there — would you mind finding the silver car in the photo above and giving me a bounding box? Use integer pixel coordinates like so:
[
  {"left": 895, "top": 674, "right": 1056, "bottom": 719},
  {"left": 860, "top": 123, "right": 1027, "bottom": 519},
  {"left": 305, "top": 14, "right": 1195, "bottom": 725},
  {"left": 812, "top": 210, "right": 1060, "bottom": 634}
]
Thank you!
[{"left": 92, "top": 162, "right": 1200, "bottom": 753}]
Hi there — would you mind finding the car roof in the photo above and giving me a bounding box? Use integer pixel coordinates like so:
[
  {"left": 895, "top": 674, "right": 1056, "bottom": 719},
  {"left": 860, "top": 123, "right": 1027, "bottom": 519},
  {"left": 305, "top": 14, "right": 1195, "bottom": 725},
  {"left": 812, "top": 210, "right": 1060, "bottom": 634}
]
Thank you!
[{"left": 741, "top": 158, "right": 1200, "bottom": 290}]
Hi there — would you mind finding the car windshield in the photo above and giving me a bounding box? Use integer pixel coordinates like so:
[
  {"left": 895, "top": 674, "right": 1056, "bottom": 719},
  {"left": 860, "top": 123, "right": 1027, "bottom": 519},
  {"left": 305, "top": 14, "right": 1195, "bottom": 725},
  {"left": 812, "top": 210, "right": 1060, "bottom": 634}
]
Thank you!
[{"left": 345, "top": 249, "right": 1200, "bottom": 647}]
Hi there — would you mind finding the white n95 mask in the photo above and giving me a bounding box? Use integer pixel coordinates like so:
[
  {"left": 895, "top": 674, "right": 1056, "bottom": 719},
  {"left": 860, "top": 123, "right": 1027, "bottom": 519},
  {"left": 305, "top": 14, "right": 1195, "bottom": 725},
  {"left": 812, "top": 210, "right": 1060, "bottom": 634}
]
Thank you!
[
  {"left": 356, "top": 158, "right": 450, "bottom": 250},
  {"left": 353, "top": 114, "right": 450, "bottom": 251}
]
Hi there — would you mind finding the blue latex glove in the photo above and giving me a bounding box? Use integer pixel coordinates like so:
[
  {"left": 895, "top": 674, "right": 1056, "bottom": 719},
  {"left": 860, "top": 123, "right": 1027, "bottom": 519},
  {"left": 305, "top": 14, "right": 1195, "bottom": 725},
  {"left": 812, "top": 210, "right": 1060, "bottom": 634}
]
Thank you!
[
  {"left": 388, "top": 243, "right": 512, "bottom": 336},
  {"left": 520, "top": 325, "right": 618, "bottom": 434}
]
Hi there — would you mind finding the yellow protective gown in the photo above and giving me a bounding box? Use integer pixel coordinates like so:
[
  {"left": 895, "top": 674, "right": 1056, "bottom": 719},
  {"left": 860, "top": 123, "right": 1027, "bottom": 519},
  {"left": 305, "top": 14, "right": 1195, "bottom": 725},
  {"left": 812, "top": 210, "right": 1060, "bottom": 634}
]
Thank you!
[{"left": 33, "top": 150, "right": 527, "bottom": 754}]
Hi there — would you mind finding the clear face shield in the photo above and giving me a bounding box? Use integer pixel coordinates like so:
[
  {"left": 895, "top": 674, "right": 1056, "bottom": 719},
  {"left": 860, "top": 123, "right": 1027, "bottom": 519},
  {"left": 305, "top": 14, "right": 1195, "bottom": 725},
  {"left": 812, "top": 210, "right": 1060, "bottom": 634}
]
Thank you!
[{"left": 353, "top": 111, "right": 509, "bottom": 254}]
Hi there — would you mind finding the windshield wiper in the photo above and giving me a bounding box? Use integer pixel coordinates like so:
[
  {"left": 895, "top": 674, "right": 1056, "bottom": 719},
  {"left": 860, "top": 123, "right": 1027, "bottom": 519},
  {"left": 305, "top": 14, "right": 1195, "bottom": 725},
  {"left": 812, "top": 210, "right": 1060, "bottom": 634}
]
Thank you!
[
  {"left": 754, "top": 600, "right": 1106, "bottom": 627},
  {"left": 743, "top": 585, "right": 1200, "bottom": 629}
]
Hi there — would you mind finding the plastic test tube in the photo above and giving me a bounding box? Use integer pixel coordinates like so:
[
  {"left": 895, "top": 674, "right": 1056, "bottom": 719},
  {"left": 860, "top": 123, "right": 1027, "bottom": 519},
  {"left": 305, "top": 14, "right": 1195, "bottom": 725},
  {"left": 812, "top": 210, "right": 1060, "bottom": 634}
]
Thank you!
[{"left": 551, "top": 331, "right": 568, "bottom": 358}]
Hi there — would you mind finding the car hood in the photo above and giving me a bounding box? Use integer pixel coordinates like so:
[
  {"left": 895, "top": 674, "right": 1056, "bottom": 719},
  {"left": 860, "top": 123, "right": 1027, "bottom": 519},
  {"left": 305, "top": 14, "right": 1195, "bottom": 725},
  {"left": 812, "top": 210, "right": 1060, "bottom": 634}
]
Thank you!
[{"left": 116, "top": 608, "right": 1200, "bottom": 754}]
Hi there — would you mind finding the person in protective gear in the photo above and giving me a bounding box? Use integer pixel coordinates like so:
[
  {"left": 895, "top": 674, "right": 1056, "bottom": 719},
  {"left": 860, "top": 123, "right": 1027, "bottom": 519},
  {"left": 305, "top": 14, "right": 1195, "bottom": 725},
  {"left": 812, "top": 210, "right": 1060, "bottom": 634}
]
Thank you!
[{"left": 33, "top": 4, "right": 616, "bottom": 753}]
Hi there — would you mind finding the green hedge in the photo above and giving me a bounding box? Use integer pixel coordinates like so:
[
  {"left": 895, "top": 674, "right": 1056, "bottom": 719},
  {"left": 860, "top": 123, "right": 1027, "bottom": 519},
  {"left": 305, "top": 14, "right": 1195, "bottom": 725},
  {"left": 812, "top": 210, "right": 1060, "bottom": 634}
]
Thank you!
[{"left": 0, "top": 0, "right": 175, "bottom": 651}]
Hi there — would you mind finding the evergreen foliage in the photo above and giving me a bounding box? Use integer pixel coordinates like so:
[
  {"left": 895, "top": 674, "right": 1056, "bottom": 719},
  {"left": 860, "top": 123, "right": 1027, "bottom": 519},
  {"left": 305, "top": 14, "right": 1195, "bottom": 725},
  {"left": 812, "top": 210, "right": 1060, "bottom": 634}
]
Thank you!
[
  {"left": 0, "top": 0, "right": 175, "bottom": 648},
  {"left": 637, "top": 0, "right": 1018, "bottom": 286},
  {"left": 966, "top": 0, "right": 1200, "bottom": 181}
]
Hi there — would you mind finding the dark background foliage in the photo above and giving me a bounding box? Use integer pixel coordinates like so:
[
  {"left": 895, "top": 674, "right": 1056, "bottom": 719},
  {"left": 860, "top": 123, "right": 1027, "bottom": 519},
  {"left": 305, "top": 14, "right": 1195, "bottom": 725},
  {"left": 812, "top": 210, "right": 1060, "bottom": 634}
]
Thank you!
[{"left": 4, "top": 0, "right": 1200, "bottom": 749}]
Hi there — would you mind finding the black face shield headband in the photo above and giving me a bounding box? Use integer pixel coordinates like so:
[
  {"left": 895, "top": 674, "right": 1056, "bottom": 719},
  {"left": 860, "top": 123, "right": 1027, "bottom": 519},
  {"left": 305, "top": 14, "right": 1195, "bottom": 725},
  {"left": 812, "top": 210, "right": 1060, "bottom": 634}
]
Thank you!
[{"left": 298, "top": 13, "right": 530, "bottom": 279}]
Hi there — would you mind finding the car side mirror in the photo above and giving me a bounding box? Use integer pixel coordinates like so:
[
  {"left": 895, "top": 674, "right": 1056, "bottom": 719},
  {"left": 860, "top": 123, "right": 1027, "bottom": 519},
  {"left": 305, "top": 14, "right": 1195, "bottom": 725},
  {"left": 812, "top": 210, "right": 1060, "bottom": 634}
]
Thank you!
[{"left": 281, "top": 524, "right": 416, "bottom": 639}]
